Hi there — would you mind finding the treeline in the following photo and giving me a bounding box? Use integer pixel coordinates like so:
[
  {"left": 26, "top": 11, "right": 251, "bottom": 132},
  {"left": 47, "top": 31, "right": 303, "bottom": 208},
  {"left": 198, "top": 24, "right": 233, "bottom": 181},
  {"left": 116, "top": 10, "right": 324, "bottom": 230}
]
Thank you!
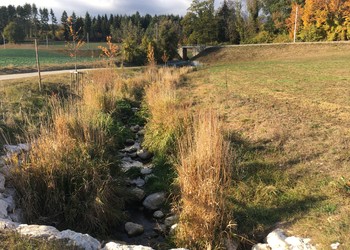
[{"left": 1, "top": 0, "right": 350, "bottom": 49}]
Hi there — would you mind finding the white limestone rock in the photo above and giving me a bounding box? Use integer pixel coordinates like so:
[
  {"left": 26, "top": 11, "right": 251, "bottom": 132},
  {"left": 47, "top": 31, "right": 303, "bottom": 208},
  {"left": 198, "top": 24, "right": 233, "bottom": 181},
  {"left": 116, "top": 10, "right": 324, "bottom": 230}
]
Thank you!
[
  {"left": 136, "top": 149, "right": 153, "bottom": 161},
  {"left": 285, "top": 236, "right": 316, "bottom": 250},
  {"left": 0, "top": 218, "right": 20, "bottom": 230},
  {"left": 140, "top": 167, "right": 153, "bottom": 175},
  {"left": 121, "top": 161, "right": 143, "bottom": 172},
  {"left": 252, "top": 243, "right": 271, "bottom": 250},
  {"left": 103, "top": 241, "right": 154, "bottom": 250},
  {"left": 59, "top": 229, "right": 101, "bottom": 250},
  {"left": 130, "top": 177, "right": 145, "bottom": 188},
  {"left": 266, "top": 229, "right": 288, "bottom": 250},
  {"left": 143, "top": 192, "right": 166, "bottom": 210},
  {"left": 16, "top": 224, "right": 61, "bottom": 240},
  {"left": 125, "top": 222, "right": 144, "bottom": 237}
]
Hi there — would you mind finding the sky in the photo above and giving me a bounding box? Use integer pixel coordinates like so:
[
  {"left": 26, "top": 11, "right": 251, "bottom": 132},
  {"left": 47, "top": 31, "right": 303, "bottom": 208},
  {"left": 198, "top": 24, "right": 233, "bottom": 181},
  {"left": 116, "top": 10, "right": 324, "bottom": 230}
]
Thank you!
[{"left": 0, "top": 0, "right": 224, "bottom": 17}]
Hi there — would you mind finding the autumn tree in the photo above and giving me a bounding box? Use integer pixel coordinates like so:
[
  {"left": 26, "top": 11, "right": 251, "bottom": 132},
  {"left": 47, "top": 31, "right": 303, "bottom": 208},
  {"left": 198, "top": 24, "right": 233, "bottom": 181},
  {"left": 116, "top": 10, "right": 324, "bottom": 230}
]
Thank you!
[{"left": 3, "top": 21, "right": 25, "bottom": 43}]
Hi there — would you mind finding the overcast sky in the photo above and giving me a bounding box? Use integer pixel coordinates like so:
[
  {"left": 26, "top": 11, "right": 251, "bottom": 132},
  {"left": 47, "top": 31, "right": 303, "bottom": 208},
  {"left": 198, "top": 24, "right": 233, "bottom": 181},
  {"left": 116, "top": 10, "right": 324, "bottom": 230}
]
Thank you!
[{"left": 1, "top": 0, "right": 224, "bottom": 17}]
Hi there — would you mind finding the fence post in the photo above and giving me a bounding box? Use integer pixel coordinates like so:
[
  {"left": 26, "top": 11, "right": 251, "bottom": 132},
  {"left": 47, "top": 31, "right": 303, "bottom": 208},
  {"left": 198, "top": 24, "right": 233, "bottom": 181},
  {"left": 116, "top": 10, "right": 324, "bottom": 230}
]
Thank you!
[{"left": 35, "top": 39, "right": 42, "bottom": 92}]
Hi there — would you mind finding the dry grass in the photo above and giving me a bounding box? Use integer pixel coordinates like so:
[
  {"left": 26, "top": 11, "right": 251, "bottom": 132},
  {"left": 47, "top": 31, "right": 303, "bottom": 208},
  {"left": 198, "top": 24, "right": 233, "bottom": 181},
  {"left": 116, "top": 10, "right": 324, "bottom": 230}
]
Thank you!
[
  {"left": 174, "top": 110, "right": 235, "bottom": 249},
  {"left": 143, "top": 67, "right": 191, "bottom": 156},
  {"left": 8, "top": 69, "right": 143, "bottom": 234},
  {"left": 179, "top": 43, "right": 350, "bottom": 248}
]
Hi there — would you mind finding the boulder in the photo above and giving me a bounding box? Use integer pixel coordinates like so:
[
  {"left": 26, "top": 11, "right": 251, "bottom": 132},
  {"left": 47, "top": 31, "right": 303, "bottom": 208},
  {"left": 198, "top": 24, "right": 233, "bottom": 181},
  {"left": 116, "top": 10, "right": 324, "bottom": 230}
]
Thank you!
[
  {"left": 285, "top": 236, "right": 316, "bottom": 250},
  {"left": 10, "top": 209, "right": 23, "bottom": 223},
  {"left": 153, "top": 223, "right": 166, "bottom": 235},
  {"left": 164, "top": 215, "right": 179, "bottom": 227},
  {"left": 16, "top": 224, "right": 61, "bottom": 240},
  {"left": 121, "top": 161, "right": 143, "bottom": 172},
  {"left": 252, "top": 243, "right": 271, "bottom": 250},
  {"left": 143, "top": 192, "right": 166, "bottom": 210},
  {"left": 103, "top": 241, "right": 154, "bottom": 250},
  {"left": 137, "top": 149, "right": 153, "bottom": 161},
  {"left": 130, "top": 177, "right": 145, "bottom": 188},
  {"left": 130, "top": 125, "right": 141, "bottom": 133},
  {"left": 125, "top": 222, "right": 144, "bottom": 237},
  {"left": 0, "top": 218, "right": 20, "bottom": 230},
  {"left": 266, "top": 229, "right": 288, "bottom": 249},
  {"left": 59, "top": 229, "right": 101, "bottom": 250},
  {"left": 169, "top": 224, "right": 178, "bottom": 235},
  {"left": 125, "top": 139, "right": 135, "bottom": 146},
  {"left": 130, "top": 187, "right": 145, "bottom": 201},
  {"left": 153, "top": 210, "right": 164, "bottom": 219},
  {"left": 140, "top": 167, "right": 153, "bottom": 175},
  {"left": 0, "top": 199, "right": 8, "bottom": 219},
  {"left": 0, "top": 173, "right": 5, "bottom": 192}
]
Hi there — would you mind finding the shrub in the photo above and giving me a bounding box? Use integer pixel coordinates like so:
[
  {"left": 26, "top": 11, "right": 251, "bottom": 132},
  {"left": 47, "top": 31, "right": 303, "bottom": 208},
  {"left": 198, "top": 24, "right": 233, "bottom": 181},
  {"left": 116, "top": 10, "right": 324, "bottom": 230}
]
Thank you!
[{"left": 174, "top": 110, "right": 235, "bottom": 249}]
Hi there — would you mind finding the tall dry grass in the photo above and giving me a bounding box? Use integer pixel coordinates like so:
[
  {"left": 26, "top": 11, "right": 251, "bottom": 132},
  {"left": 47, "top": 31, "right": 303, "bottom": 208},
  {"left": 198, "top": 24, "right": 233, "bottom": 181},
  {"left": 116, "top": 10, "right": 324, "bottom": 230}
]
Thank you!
[
  {"left": 175, "top": 110, "right": 235, "bottom": 249},
  {"left": 143, "top": 67, "right": 191, "bottom": 156},
  {"left": 10, "top": 69, "right": 138, "bottom": 234}
]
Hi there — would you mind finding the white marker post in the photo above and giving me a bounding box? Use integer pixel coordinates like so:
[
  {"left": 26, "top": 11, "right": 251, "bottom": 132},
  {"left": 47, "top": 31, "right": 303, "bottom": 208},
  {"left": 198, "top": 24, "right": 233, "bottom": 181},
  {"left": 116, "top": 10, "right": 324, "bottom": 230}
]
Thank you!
[{"left": 2, "top": 33, "right": 5, "bottom": 49}]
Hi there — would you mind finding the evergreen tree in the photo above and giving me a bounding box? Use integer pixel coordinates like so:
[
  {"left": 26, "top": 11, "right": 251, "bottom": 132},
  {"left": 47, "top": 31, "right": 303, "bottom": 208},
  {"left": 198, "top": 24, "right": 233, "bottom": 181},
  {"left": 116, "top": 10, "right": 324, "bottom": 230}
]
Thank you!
[
  {"left": 84, "top": 12, "right": 92, "bottom": 41},
  {"left": 50, "top": 9, "right": 57, "bottom": 38},
  {"left": 61, "top": 10, "right": 69, "bottom": 41}
]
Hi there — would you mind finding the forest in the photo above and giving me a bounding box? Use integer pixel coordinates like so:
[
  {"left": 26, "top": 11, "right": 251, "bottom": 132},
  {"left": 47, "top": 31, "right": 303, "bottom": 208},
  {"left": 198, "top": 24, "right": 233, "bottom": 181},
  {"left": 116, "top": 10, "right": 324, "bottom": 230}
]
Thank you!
[{"left": 1, "top": 0, "right": 350, "bottom": 62}]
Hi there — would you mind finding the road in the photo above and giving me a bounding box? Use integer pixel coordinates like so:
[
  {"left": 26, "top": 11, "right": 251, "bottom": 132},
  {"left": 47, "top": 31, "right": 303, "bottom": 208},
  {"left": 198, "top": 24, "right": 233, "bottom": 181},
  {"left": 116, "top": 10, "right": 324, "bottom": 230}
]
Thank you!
[{"left": 0, "top": 68, "right": 103, "bottom": 81}]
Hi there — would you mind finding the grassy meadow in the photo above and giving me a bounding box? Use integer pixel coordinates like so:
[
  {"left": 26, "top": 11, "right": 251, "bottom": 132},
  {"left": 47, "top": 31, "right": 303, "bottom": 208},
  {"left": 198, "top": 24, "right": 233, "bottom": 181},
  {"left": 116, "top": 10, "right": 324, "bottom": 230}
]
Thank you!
[
  {"left": 0, "top": 43, "right": 107, "bottom": 74},
  {"left": 181, "top": 43, "right": 350, "bottom": 248},
  {"left": 2, "top": 42, "right": 350, "bottom": 249}
]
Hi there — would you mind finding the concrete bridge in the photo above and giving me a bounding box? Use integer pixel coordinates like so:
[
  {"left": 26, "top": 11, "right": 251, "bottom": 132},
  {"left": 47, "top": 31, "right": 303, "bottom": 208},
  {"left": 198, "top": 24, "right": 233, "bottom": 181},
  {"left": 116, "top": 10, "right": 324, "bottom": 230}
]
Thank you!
[{"left": 178, "top": 45, "right": 208, "bottom": 60}]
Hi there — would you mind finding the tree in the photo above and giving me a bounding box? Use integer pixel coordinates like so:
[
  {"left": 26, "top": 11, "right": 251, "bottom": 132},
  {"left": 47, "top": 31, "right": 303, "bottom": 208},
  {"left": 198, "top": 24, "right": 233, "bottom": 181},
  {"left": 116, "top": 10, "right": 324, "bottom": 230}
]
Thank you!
[
  {"left": 3, "top": 21, "right": 25, "bottom": 43},
  {"left": 84, "top": 12, "right": 92, "bottom": 40},
  {"left": 61, "top": 11, "right": 69, "bottom": 41},
  {"left": 50, "top": 9, "right": 58, "bottom": 38},
  {"left": 39, "top": 8, "right": 49, "bottom": 36},
  {"left": 181, "top": 0, "right": 217, "bottom": 44},
  {"left": 217, "top": 0, "right": 240, "bottom": 44},
  {"left": 157, "top": 18, "right": 180, "bottom": 59},
  {"left": 247, "top": 0, "right": 262, "bottom": 35},
  {"left": 31, "top": 4, "right": 40, "bottom": 38}
]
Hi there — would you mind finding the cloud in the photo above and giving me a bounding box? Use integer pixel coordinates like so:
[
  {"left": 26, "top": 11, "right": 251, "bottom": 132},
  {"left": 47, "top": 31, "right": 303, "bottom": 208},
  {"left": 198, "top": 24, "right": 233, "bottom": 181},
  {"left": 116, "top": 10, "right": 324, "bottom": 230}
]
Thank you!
[{"left": 1, "top": 0, "right": 194, "bottom": 17}]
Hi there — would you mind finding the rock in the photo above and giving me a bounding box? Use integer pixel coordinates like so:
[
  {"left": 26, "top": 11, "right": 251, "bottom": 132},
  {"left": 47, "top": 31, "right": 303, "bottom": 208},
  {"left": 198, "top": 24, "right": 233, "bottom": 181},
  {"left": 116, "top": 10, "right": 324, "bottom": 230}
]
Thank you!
[
  {"left": 59, "top": 229, "right": 101, "bottom": 250},
  {"left": 140, "top": 167, "right": 152, "bottom": 175},
  {"left": 164, "top": 215, "right": 178, "bottom": 227},
  {"left": 125, "top": 139, "right": 135, "bottom": 146},
  {"left": 103, "top": 241, "right": 154, "bottom": 250},
  {"left": 125, "top": 222, "right": 144, "bottom": 237},
  {"left": 143, "top": 192, "right": 166, "bottom": 210},
  {"left": 122, "top": 156, "right": 133, "bottom": 163},
  {"left": 137, "top": 149, "right": 153, "bottom": 161},
  {"left": 153, "top": 210, "right": 164, "bottom": 219},
  {"left": 0, "top": 218, "right": 20, "bottom": 230},
  {"left": 285, "top": 236, "right": 316, "bottom": 250},
  {"left": 130, "top": 187, "right": 145, "bottom": 201},
  {"left": 3, "top": 195, "right": 15, "bottom": 212},
  {"left": 122, "top": 143, "right": 141, "bottom": 153},
  {"left": 252, "top": 243, "right": 271, "bottom": 250},
  {"left": 130, "top": 177, "right": 145, "bottom": 188},
  {"left": 266, "top": 229, "right": 288, "bottom": 250},
  {"left": 169, "top": 249, "right": 189, "bottom": 250},
  {"left": 0, "top": 199, "right": 8, "bottom": 219},
  {"left": 130, "top": 125, "right": 141, "bottom": 133},
  {"left": 169, "top": 224, "right": 178, "bottom": 235},
  {"left": 16, "top": 224, "right": 61, "bottom": 240},
  {"left": 121, "top": 161, "right": 144, "bottom": 172},
  {"left": 129, "top": 152, "right": 138, "bottom": 158},
  {"left": 331, "top": 242, "right": 341, "bottom": 250},
  {"left": 0, "top": 173, "right": 5, "bottom": 192},
  {"left": 153, "top": 223, "right": 166, "bottom": 235},
  {"left": 137, "top": 129, "right": 145, "bottom": 136},
  {"left": 10, "top": 209, "right": 23, "bottom": 223}
]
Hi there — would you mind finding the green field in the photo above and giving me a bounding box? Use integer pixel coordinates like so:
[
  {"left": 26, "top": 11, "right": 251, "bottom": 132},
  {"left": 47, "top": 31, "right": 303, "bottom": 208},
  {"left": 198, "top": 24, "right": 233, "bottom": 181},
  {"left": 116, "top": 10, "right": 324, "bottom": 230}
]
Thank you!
[{"left": 181, "top": 43, "right": 350, "bottom": 248}]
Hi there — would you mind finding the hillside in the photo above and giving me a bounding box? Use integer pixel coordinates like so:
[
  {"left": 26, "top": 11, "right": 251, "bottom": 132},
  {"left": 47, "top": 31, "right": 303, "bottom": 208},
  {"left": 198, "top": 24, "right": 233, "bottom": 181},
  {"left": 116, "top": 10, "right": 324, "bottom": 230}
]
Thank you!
[{"left": 181, "top": 43, "right": 350, "bottom": 249}]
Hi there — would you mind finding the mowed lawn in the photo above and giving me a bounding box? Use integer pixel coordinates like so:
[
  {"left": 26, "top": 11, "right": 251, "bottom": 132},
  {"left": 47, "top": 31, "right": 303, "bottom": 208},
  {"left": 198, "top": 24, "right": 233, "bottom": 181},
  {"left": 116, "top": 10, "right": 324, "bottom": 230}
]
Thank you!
[{"left": 181, "top": 43, "right": 350, "bottom": 249}]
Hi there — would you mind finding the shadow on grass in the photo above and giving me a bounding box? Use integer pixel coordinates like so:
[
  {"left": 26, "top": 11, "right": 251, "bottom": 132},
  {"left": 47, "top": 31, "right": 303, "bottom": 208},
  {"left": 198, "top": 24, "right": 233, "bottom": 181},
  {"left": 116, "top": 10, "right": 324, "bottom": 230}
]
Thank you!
[{"left": 227, "top": 132, "right": 326, "bottom": 249}]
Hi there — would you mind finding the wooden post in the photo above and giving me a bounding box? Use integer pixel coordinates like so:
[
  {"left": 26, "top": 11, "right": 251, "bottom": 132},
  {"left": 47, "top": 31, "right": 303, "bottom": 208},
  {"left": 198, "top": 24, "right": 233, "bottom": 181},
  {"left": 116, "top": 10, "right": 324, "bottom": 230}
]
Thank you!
[
  {"left": 293, "top": 6, "right": 299, "bottom": 43},
  {"left": 2, "top": 33, "right": 5, "bottom": 49},
  {"left": 34, "top": 39, "right": 42, "bottom": 92}
]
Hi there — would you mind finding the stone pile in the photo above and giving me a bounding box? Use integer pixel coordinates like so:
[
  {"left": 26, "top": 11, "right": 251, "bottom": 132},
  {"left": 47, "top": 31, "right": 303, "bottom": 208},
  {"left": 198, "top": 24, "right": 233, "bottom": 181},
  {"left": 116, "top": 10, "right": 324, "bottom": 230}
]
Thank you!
[{"left": 252, "top": 229, "right": 316, "bottom": 250}]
